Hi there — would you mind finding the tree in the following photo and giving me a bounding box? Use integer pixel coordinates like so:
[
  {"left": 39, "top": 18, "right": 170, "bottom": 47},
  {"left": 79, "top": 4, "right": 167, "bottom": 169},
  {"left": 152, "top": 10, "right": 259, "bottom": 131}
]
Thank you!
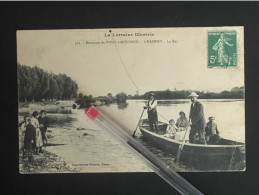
[
  {"left": 107, "top": 93, "right": 112, "bottom": 99},
  {"left": 17, "top": 64, "right": 78, "bottom": 102},
  {"left": 78, "top": 93, "right": 83, "bottom": 98},
  {"left": 116, "top": 92, "right": 127, "bottom": 104}
]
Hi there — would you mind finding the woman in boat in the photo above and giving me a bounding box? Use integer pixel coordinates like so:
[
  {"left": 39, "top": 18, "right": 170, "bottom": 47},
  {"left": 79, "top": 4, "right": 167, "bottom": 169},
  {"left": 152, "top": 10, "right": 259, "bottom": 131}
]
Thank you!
[
  {"left": 174, "top": 111, "right": 190, "bottom": 141},
  {"left": 176, "top": 111, "right": 190, "bottom": 131}
]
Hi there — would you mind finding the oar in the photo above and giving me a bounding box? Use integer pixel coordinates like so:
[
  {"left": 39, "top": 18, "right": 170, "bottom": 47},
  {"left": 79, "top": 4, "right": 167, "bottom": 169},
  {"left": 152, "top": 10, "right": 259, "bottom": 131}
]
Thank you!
[
  {"left": 132, "top": 108, "right": 145, "bottom": 137},
  {"left": 175, "top": 127, "right": 189, "bottom": 163}
]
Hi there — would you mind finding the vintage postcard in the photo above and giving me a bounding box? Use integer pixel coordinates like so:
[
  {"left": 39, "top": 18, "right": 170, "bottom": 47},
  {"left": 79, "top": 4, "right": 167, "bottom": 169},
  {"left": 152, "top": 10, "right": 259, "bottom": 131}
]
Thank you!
[{"left": 17, "top": 27, "right": 245, "bottom": 173}]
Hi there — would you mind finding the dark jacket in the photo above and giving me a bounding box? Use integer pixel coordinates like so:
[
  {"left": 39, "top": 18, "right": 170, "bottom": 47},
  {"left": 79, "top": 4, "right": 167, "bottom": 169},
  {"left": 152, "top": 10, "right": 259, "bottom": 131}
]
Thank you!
[
  {"left": 189, "top": 101, "right": 206, "bottom": 132},
  {"left": 38, "top": 116, "right": 48, "bottom": 132},
  {"left": 24, "top": 123, "right": 36, "bottom": 149},
  {"left": 205, "top": 122, "right": 219, "bottom": 136}
]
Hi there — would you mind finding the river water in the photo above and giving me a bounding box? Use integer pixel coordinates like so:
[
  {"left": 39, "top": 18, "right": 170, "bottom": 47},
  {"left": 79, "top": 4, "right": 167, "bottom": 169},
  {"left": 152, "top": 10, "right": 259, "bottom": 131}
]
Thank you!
[{"left": 45, "top": 99, "right": 245, "bottom": 172}]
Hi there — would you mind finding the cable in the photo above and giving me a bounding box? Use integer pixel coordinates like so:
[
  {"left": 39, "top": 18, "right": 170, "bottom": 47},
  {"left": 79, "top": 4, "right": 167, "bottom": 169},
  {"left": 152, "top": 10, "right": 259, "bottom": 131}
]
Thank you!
[
  {"left": 157, "top": 111, "right": 169, "bottom": 122},
  {"left": 109, "top": 30, "right": 140, "bottom": 93}
]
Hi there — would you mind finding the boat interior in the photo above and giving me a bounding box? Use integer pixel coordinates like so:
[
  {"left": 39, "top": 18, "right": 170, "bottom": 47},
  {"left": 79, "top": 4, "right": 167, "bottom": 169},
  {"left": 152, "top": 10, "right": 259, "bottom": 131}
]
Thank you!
[{"left": 139, "top": 119, "right": 244, "bottom": 146}]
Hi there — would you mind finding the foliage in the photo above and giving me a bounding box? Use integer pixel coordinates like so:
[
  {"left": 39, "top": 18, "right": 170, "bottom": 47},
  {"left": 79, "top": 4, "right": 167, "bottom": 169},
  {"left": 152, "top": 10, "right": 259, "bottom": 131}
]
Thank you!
[
  {"left": 75, "top": 94, "right": 95, "bottom": 108},
  {"left": 116, "top": 92, "right": 127, "bottom": 103},
  {"left": 18, "top": 64, "right": 78, "bottom": 102}
]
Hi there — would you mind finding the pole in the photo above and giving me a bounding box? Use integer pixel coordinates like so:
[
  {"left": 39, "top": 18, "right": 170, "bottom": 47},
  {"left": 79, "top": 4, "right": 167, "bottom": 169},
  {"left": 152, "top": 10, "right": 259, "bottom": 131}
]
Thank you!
[{"left": 132, "top": 108, "right": 145, "bottom": 137}]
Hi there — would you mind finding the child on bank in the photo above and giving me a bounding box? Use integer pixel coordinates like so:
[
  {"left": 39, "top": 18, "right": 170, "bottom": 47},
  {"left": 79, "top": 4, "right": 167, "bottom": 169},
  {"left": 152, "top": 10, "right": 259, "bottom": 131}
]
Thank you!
[{"left": 30, "top": 111, "right": 44, "bottom": 154}]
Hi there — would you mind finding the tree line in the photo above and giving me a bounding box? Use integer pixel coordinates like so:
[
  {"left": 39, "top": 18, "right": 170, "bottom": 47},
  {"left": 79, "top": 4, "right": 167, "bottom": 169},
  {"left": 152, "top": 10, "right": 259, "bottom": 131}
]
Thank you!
[
  {"left": 18, "top": 64, "right": 78, "bottom": 102},
  {"left": 75, "top": 87, "right": 244, "bottom": 109},
  {"left": 129, "top": 87, "right": 244, "bottom": 100}
]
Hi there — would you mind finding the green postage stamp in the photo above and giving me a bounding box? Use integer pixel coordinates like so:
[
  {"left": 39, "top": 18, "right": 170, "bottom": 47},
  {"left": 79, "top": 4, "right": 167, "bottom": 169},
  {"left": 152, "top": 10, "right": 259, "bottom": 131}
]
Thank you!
[{"left": 208, "top": 31, "right": 237, "bottom": 68}]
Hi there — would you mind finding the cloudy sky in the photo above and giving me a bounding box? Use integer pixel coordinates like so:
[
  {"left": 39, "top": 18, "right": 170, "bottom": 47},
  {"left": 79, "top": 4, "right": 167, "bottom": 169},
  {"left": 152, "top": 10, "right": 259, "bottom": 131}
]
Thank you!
[{"left": 17, "top": 27, "right": 244, "bottom": 96}]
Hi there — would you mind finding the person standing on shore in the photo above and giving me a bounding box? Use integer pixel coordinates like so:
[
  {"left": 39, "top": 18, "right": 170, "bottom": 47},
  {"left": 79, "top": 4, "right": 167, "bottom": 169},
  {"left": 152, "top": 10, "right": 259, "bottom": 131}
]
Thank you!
[
  {"left": 144, "top": 93, "right": 159, "bottom": 133},
  {"left": 188, "top": 92, "right": 206, "bottom": 144},
  {"left": 31, "top": 111, "right": 43, "bottom": 154},
  {"left": 19, "top": 115, "right": 30, "bottom": 154},
  {"left": 23, "top": 117, "right": 36, "bottom": 162},
  {"left": 38, "top": 110, "right": 48, "bottom": 145}
]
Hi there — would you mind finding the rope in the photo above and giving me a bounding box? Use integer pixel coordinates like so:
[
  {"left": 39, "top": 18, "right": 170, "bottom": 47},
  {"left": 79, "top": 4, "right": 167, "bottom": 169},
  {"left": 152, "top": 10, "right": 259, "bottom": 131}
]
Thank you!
[
  {"left": 157, "top": 111, "right": 169, "bottom": 122},
  {"left": 109, "top": 30, "right": 140, "bottom": 93}
]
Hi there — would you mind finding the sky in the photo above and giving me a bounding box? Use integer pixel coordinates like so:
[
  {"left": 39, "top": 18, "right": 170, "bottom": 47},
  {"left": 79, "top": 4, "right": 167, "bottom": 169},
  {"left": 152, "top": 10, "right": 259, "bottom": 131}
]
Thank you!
[{"left": 17, "top": 27, "right": 244, "bottom": 97}]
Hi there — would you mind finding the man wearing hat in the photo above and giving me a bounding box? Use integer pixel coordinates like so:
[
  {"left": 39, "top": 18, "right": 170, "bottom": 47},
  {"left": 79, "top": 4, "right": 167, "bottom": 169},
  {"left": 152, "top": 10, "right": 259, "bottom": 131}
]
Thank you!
[
  {"left": 188, "top": 92, "right": 206, "bottom": 144},
  {"left": 205, "top": 117, "right": 220, "bottom": 144},
  {"left": 144, "top": 92, "right": 159, "bottom": 133}
]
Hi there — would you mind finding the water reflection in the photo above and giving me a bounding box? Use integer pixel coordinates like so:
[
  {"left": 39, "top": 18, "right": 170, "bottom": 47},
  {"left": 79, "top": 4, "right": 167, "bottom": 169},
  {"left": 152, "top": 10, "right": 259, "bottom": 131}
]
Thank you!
[
  {"left": 158, "top": 100, "right": 189, "bottom": 105},
  {"left": 117, "top": 103, "right": 129, "bottom": 110}
]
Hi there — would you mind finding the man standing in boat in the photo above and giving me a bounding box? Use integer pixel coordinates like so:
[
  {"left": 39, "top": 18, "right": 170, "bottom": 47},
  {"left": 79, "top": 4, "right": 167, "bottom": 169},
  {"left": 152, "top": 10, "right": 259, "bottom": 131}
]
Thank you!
[
  {"left": 189, "top": 92, "right": 206, "bottom": 144},
  {"left": 144, "top": 93, "right": 159, "bottom": 133}
]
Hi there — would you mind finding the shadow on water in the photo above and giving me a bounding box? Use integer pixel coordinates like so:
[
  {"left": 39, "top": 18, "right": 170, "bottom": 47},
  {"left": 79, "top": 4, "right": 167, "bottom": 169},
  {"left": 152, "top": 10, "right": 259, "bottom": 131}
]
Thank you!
[
  {"left": 48, "top": 115, "right": 76, "bottom": 128},
  {"left": 158, "top": 100, "right": 189, "bottom": 105},
  {"left": 117, "top": 103, "right": 128, "bottom": 110}
]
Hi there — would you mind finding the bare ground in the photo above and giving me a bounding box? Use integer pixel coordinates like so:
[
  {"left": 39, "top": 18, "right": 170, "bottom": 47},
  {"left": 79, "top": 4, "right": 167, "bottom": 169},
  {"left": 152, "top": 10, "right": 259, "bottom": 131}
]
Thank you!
[{"left": 19, "top": 150, "right": 79, "bottom": 174}]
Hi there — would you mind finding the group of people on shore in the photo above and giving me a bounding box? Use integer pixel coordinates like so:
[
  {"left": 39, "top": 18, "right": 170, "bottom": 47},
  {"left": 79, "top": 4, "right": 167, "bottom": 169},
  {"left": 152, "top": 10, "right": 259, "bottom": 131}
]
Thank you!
[
  {"left": 145, "top": 92, "right": 220, "bottom": 145},
  {"left": 19, "top": 110, "right": 48, "bottom": 161}
]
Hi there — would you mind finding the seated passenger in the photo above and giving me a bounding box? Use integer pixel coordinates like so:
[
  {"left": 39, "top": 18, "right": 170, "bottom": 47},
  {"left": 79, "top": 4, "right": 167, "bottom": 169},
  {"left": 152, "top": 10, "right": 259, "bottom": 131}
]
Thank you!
[
  {"left": 176, "top": 111, "right": 190, "bottom": 131},
  {"left": 165, "top": 119, "right": 178, "bottom": 139},
  {"left": 205, "top": 116, "right": 221, "bottom": 144}
]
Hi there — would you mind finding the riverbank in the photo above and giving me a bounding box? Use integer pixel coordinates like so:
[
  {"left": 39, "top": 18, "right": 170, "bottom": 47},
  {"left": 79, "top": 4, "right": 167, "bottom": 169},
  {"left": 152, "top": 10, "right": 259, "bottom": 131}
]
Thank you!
[
  {"left": 19, "top": 150, "right": 79, "bottom": 174},
  {"left": 19, "top": 100, "right": 75, "bottom": 116}
]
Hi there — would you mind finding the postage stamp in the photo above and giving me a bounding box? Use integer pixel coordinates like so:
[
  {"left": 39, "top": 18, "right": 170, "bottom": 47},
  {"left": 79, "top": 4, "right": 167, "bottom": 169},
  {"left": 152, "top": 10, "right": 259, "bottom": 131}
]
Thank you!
[{"left": 208, "top": 31, "right": 237, "bottom": 68}]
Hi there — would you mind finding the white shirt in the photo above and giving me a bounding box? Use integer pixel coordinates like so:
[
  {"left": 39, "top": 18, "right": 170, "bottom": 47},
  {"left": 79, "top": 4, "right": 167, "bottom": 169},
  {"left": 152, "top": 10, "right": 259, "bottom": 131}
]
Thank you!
[{"left": 148, "top": 100, "right": 157, "bottom": 110}]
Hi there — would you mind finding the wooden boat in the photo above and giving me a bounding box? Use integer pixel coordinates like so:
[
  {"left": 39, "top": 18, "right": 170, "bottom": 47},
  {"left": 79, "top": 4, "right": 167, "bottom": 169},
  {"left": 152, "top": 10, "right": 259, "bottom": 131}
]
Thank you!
[{"left": 139, "top": 119, "right": 245, "bottom": 171}]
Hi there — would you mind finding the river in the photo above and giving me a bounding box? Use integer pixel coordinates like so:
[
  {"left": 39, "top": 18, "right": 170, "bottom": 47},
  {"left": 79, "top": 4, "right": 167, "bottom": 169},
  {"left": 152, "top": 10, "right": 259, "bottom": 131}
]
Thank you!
[{"left": 44, "top": 99, "right": 245, "bottom": 172}]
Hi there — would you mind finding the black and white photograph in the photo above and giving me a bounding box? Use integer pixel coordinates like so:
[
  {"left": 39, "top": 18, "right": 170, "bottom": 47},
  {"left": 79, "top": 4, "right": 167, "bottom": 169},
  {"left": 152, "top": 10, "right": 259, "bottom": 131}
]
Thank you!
[{"left": 17, "top": 27, "right": 245, "bottom": 174}]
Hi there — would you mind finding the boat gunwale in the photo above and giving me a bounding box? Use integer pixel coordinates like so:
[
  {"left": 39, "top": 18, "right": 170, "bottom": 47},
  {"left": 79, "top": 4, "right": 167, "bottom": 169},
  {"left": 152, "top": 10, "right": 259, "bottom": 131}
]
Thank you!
[{"left": 140, "top": 126, "right": 244, "bottom": 148}]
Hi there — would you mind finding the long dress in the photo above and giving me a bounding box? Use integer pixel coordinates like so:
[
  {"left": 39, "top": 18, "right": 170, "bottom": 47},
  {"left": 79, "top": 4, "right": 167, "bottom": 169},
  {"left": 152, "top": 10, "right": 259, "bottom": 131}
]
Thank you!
[
  {"left": 176, "top": 117, "right": 190, "bottom": 131},
  {"left": 19, "top": 122, "right": 27, "bottom": 150},
  {"left": 24, "top": 123, "right": 36, "bottom": 150},
  {"left": 30, "top": 117, "right": 43, "bottom": 148}
]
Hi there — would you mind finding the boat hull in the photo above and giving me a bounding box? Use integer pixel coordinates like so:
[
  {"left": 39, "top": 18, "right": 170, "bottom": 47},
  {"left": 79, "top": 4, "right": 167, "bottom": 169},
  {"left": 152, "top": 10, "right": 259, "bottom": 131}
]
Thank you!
[{"left": 140, "top": 120, "right": 245, "bottom": 171}]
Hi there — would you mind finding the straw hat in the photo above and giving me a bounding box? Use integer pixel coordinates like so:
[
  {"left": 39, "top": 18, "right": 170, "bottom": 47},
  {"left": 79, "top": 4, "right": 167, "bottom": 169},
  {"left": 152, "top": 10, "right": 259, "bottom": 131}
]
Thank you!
[
  {"left": 189, "top": 92, "right": 199, "bottom": 97},
  {"left": 149, "top": 92, "right": 155, "bottom": 97},
  {"left": 209, "top": 116, "right": 215, "bottom": 120}
]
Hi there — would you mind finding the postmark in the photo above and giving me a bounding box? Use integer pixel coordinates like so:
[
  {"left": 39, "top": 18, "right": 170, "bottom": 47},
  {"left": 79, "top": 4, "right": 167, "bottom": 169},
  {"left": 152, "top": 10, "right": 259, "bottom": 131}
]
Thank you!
[{"left": 208, "top": 31, "right": 237, "bottom": 68}]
